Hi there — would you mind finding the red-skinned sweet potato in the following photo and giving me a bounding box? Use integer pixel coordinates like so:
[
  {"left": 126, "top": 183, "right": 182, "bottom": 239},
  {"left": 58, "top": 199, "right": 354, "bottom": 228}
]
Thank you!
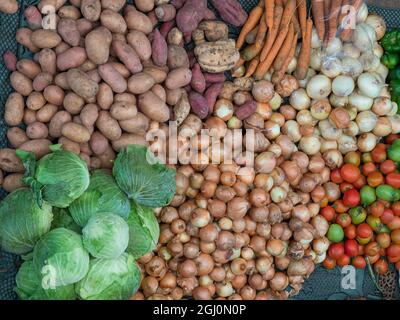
[{"left": 152, "top": 29, "right": 168, "bottom": 67}]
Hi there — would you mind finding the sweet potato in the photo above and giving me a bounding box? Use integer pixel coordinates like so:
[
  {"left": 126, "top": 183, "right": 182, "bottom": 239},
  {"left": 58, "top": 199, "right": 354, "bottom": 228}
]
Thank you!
[
  {"left": 152, "top": 29, "right": 168, "bottom": 67},
  {"left": 19, "top": 139, "right": 52, "bottom": 159},
  {"left": 49, "top": 111, "right": 73, "bottom": 138},
  {"left": 138, "top": 91, "right": 170, "bottom": 122},
  {"left": 210, "top": 0, "right": 248, "bottom": 27},
  {"left": 31, "top": 30, "right": 62, "bottom": 49},
  {"left": 26, "top": 122, "right": 49, "bottom": 139},
  {"left": 36, "top": 103, "right": 59, "bottom": 123},
  {"left": 191, "top": 63, "right": 206, "bottom": 93},
  {"left": 90, "top": 131, "right": 109, "bottom": 155},
  {"left": 67, "top": 68, "right": 99, "bottom": 100},
  {"left": 3, "top": 50, "right": 17, "bottom": 71},
  {"left": 57, "top": 47, "right": 87, "bottom": 71},
  {"left": 96, "top": 111, "right": 122, "bottom": 141},
  {"left": 125, "top": 7, "right": 153, "bottom": 34},
  {"left": 204, "top": 82, "right": 223, "bottom": 113},
  {"left": 127, "top": 30, "right": 152, "bottom": 61},
  {"left": 5, "top": 93, "right": 24, "bottom": 126},
  {"left": 110, "top": 101, "right": 138, "bottom": 121},
  {"left": 98, "top": 63, "right": 128, "bottom": 94},
  {"left": 81, "top": 0, "right": 101, "bottom": 21},
  {"left": 10, "top": 72, "right": 33, "bottom": 96},
  {"left": 0, "top": 0, "right": 18, "bottom": 14},
  {"left": 155, "top": 4, "right": 176, "bottom": 22},
  {"left": 203, "top": 8, "right": 216, "bottom": 20},
  {"left": 112, "top": 40, "right": 143, "bottom": 74},
  {"left": 43, "top": 85, "right": 65, "bottom": 106},
  {"left": 165, "top": 67, "right": 192, "bottom": 90},
  {"left": 57, "top": 19, "right": 81, "bottom": 47},
  {"left": 85, "top": 27, "right": 112, "bottom": 65},
  {"left": 134, "top": 0, "right": 154, "bottom": 12},
  {"left": 128, "top": 72, "right": 156, "bottom": 95},
  {"left": 100, "top": 9, "right": 127, "bottom": 34},
  {"left": 2, "top": 174, "right": 26, "bottom": 193},
  {"left": 235, "top": 100, "right": 257, "bottom": 120},
  {"left": 204, "top": 72, "right": 226, "bottom": 84},
  {"left": 112, "top": 133, "right": 148, "bottom": 151},
  {"left": 171, "top": 0, "right": 186, "bottom": 9},
  {"left": 167, "top": 45, "right": 189, "bottom": 70},
  {"left": 33, "top": 72, "right": 53, "bottom": 92},
  {"left": 176, "top": 0, "right": 207, "bottom": 43},
  {"left": 119, "top": 112, "right": 150, "bottom": 135},
  {"left": 7, "top": 128, "right": 29, "bottom": 148},
  {"left": 101, "top": 0, "right": 126, "bottom": 12},
  {"left": 27, "top": 92, "right": 46, "bottom": 111},
  {"left": 37, "top": 49, "right": 57, "bottom": 75},
  {"left": 160, "top": 21, "right": 176, "bottom": 39},
  {"left": 143, "top": 66, "right": 168, "bottom": 83},
  {"left": 189, "top": 91, "right": 209, "bottom": 119},
  {"left": 97, "top": 83, "right": 114, "bottom": 110},
  {"left": 16, "top": 28, "right": 39, "bottom": 53}
]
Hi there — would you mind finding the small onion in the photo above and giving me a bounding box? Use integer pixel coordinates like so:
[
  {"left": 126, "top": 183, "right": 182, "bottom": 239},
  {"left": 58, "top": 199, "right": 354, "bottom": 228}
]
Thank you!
[
  {"left": 311, "top": 27, "right": 322, "bottom": 48},
  {"left": 270, "top": 186, "right": 287, "bottom": 203},
  {"left": 343, "top": 121, "right": 360, "bottom": 137},
  {"left": 269, "top": 92, "right": 282, "bottom": 111},
  {"left": 372, "top": 97, "right": 392, "bottom": 116},
  {"left": 321, "top": 57, "right": 342, "bottom": 78},
  {"left": 321, "top": 140, "right": 338, "bottom": 152},
  {"left": 323, "top": 149, "right": 343, "bottom": 169},
  {"left": 306, "top": 75, "right": 331, "bottom": 99},
  {"left": 329, "top": 107, "right": 350, "bottom": 129},
  {"left": 360, "top": 52, "right": 380, "bottom": 72},
  {"left": 310, "top": 48, "right": 322, "bottom": 71},
  {"left": 357, "top": 133, "right": 377, "bottom": 152},
  {"left": 357, "top": 72, "right": 383, "bottom": 99},
  {"left": 356, "top": 111, "right": 377, "bottom": 133},
  {"left": 319, "top": 119, "right": 342, "bottom": 140},
  {"left": 329, "top": 94, "right": 348, "bottom": 108},
  {"left": 287, "top": 57, "right": 297, "bottom": 74},
  {"left": 297, "top": 110, "right": 317, "bottom": 126},
  {"left": 338, "top": 134, "right": 358, "bottom": 154},
  {"left": 342, "top": 44, "right": 360, "bottom": 58},
  {"left": 388, "top": 115, "right": 400, "bottom": 134},
  {"left": 255, "top": 151, "right": 276, "bottom": 174},
  {"left": 375, "top": 64, "right": 389, "bottom": 84},
  {"left": 340, "top": 57, "right": 363, "bottom": 78},
  {"left": 389, "top": 102, "right": 398, "bottom": 117},
  {"left": 311, "top": 216, "right": 329, "bottom": 238},
  {"left": 357, "top": 2, "right": 369, "bottom": 22},
  {"left": 353, "top": 23, "right": 376, "bottom": 52},
  {"left": 282, "top": 120, "right": 301, "bottom": 142},
  {"left": 298, "top": 68, "right": 316, "bottom": 88},
  {"left": 325, "top": 38, "right": 343, "bottom": 56},
  {"left": 289, "top": 88, "right": 310, "bottom": 110},
  {"left": 214, "top": 99, "right": 234, "bottom": 121},
  {"left": 299, "top": 136, "right": 321, "bottom": 155},
  {"left": 365, "top": 13, "right": 386, "bottom": 40},
  {"left": 348, "top": 90, "right": 373, "bottom": 111},
  {"left": 373, "top": 43, "right": 384, "bottom": 58},
  {"left": 373, "top": 117, "right": 392, "bottom": 137},
  {"left": 332, "top": 75, "right": 354, "bottom": 97}
]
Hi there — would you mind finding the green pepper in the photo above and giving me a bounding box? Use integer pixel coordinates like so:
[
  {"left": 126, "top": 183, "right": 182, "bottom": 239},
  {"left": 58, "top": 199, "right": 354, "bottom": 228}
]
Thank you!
[
  {"left": 382, "top": 53, "right": 400, "bottom": 69},
  {"left": 388, "top": 140, "right": 400, "bottom": 162},
  {"left": 376, "top": 184, "right": 397, "bottom": 202},
  {"left": 360, "top": 185, "right": 376, "bottom": 206},
  {"left": 390, "top": 79, "right": 400, "bottom": 106},
  {"left": 381, "top": 30, "right": 400, "bottom": 53},
  {"left": 389, "top": 67, "right": 400, "bottom": 81}
]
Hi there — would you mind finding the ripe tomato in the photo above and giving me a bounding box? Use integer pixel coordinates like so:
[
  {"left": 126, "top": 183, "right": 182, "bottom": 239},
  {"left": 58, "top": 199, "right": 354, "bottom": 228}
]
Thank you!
[
  {"left": 391, "top": 229, "right": 400, "bottom": 245},
  {"left": 340, "top": 182, "right": 354, "bottom": 193},
  {"left": 385, "top": 134, "right": 399, "bottom": 145},
  {"left": 388, "top": 255, "right": 400, "bottom": 263},
  {"left": 344, "top": 151, "right": 361, "bottom": 166},
  {"left": 337, "top": 254, "right": 351, "bottom": 267},
  {"left": 344, "top": 225, "right": 357, "bottom": 239},
  {"left": 392, "top": 202, "right": 400, "bottom": 217},
  {"left": 386, "top": 173, "right": 400, "bottom": 189},
  {"left": 353, "top": 175, "right": 366, "bottom": 189},
  {"left": 374, "top": 259, "right": 388, "bottom": 275},
  {"left": 371, "top": 144, "right": 387, "bottom": 163},
  {"left": 352, "top": 256, "right": 366, "bottom": 269},
  {"left": 344, "top": 239, "right": 359, "bottom": 257},
  {"left": 369, "top": 201, "right": 385, "bottom": 218},
  {"left": 332, "top": 200, "right": 349, "bottom": 214},
  {"left": 376, "top": 233, "right": 391, "bottom": 249},
  {"left": 357, "top": 223, "right": 373, "bottom": 239},
  {"left": 340, "top": 164, "right": 361, "bottom": 183},
  {"left": 380, "top": 160, "right": 397, "bottom": 175},
  {"left": 328, "top": 243, "right": 345, "bottom": 260},
  {"left": 320, "top": 206, "right": 336, "bottom": 222},
  {"left": 336, "top": 213, "right": 352, "bottom": 228},
  {"left": 323, "top": 257, "right": 336, "bottom": 270},
  {"left": 367, "top": 171, "right": 384, "bottom": 187},
  {"left": 387, "top": 244, "right": 400, "bottom": 257},
  {"left": 381, "top": 208, "right": 395, "bottom": 224},
  {"left": 364, "top": 241, "right": 380, "bottom": 256},
  {"left": 366, "top": 253, "right": 380, "bottom": 264},
  {"left": 388, "top": 216, "right": 400, "bottom": 230},
  {"left": 358, "top": 245, "right": 365, "bottom": 256},
  {"left": 362, "top": 162, "right": 376, "bottom": 176},
  {"left": 331, "top": 169, "right": 343, "bottom": 184},
  {"left": 343, "top": 189, "right": 360, "bottom": 208}
]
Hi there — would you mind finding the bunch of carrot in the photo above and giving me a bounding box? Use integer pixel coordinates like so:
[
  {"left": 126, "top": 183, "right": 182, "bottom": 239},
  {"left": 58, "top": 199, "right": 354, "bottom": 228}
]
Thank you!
[{"left": 234, "top": 0, "right": 312, "bottom": 82}]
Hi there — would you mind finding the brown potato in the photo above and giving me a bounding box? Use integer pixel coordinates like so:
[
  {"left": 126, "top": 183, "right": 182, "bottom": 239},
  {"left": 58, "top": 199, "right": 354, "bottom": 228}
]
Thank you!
[
  {"left": 100, "top": 9, "right": 127, "bottom": 33},
  {"left": 85, "top": 26, "right": 112, "bottom": 65},
  {"left": 87, "top": 69, "right": 101, "bottom": 84},
  {"left": 0, "top": 149, "right": 24, "bottom": 173},
  {"left": 90, "top": 156, "right": 102, "bottom": 169},
  {"left": 97, "top": 83, "right": 114, "bottom": 110},
  {"left": 80, "top": 59, "right": 97, "bottom": 72},
  {"left": 138, "top": 91, "right": 170, "bottom": 122},
  {"left": 58, "top": 5, "right": 82, "bottom": 20},
  {"left": 112, "top": 133, "right": 148, "bottom": 152},
  {"left": 108, "top": 62, "right": 130, "bottom": 79},
  {"left": 16, "top": 59, "right": 41, "bottom": 79},
  {"left": 44, "top": 85, "right": 65, "bottom": 105},
  {"left": 125, "top": 7, "right": 153, "bottom": 34},
  {"left": 0, "top": 169, "right": 2, "bottom": 186},
  {"left": 97, "top": 145, "right": 116, "bottom": 169},
  {"left": 76, "top": 18, "right": 94, "bottom": 36},
  {"left": 167, "top": 27, "right": 183, "bottom": 46},
  {"left": 61, "top": 122, "right": 91, "bottom": 143},
  {"left": 165, "top": 67, "right": 192, "bottom": 90},
  {"left": 80, "top": 152, "right": 91, "bottom": 167},
  {"left": 49, "top": 110, "right": 73, "bottom": 138},
  {"left": 55, "top": 72, "right": 70, "bottom": 90},
  {"left": 5, "top": 93, "right": 24, "bottom": 126},
  {"left": 119, "top": 112, "right": 150, "bottom": 135},
  {"left": 23, "top": 109, "right": 37, "bottom": 125},
  {"left": 81, "top": 0, "right": 101, "bottom": 21},
  {"left": 112, "top": 40, "right": 143, "bottom": 75},
  {"left": 19, "top": 139, "right": 52, "bottom": 159},
  {"left": 36, "top": 104, "right": 59, "bottom": 123},
  {"left": 80, "top": 142, "right": 93, "bottom": 156},
  {"left": 2, "top": 174, "right": 26, "bottom": 193},
  {"left": 101, "top": 0, "right": 126, "bottom": 12},
  {"left": 7, "top": 127, "right": 29, "bottom": 148},
  {"left": 16, "top": 28, "right": 39, "bottom": 53},
  {"left": 114, "top": 93, "right": 137, "bottom": 104},
  {"left": 63, "top": 92, "right": 85, "bottom": 115},
  {"left": 59, "top": 136, "right": 81, "bottom": 154},
  {"left": 110, "top": 101, "right": 138, "bottom": 121},
  {"left": 166, "top": 88, "right": 183, "bottom": 106},
  {"left": 0, "top": 0, "right": 19, "bottom": 14},
  {"left": 90, "top": 131, "right": 109, "bottom": 155},
  {"left": 31, "top": 30, "right": 62, "bottom": 48},
  {"left": 151, "top": 84, "right": 166, "bottom": 102},
  {"left": 55, "top": 42, "right": 71, "bottom": 55},
  {"left": 127, "top": 30, "right": 152, "bottom": 61},
  {"left": 10, "top": 71, "right": 33, "bottom": 96},
  {"left": 143, "top": 66, "right": 168, "bottom": 83},
  {"left": 57, "top": 47, "right": 87, "bottom": 71},
  {"left": 80, "top": 103, "right": 99, "bottom": 128},
  {"left": 128, "top": 72, "right": 155, "bottom": 95},
  {"left": 57, "top": 19, "right": 81, "bottom": 46},
  {"left": 98, "top": 63, "right": 127, "bottom": 93},
  {"left": 67, "top": 68, "right": 99, "bottom": 100},
  {"left": 167, "top": 45, "right": 190, "bottom": 70},
  {"left": 33, "top": 72, "right": 53, "bottom": 92},
  {"left": 26, "top": 122, "right": 49, "bottom": 139},
  {"left": 27, "top": 92, "right": 46, "bottom": 111},
  {"left": 96, "top": 111, "right": 122, "bottom": 141},
  {"left": 37, "top": 49, "right": 57, "bottom": 75}
]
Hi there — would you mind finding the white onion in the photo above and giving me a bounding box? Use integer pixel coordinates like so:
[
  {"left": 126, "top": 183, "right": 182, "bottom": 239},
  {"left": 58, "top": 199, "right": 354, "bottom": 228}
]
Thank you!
[
  {"left": 271, "top": 186, "right": 287, "bottom": 203},
  {"left": 298, "top": 68, "right": 316, "bottom": 88},
  {"left": 343, "top": 121, "right": 360, "bottom": 137},
  {"left": 263, "top": 71, "right": 272, "bottom": 81},
  {"left": 356, "top": 111, "right": 378, "bottom": 133},
  {"left": 325, "top": 38, "right": 342, "bottom": 57},
  {"left": 297, "top": 110, "right": 317, "bottom": 126},
  {"left": 373, "top": 43, "right": 384, "bottom": 58},
  {"left": 388, "top": 115, "right": 400, "bottom": 134},
  {"left": 357, "top": 133, "right": 377, "bottom": 152},
  {"left": 306, "top": 75, "right": 332, "bottom": 99},
  {"left": 282, "top": 120, "right": 301, "bottom": 142},
  {"left": 338, "top": 135, "right": 358, "bottom": 154},
  {"left": 287, "top": 57, "right": 298, "bottom": 74},
  {"left": 332, "top": 75, "right": 355, "bottom": 97},
  {"left": 330, "top": 94, "right": 348, "bottom": 108},
  {"left": 372, "top": 97, "right": 392, "bottom": 116},
  {"left": 352, "top": 23, "right": 376, "bottom": 52},
  {"left": 360, "top": 52, "right": 380, "bottom": 72},
  {"left": 357, "top": 72, "right": 383, "bottom": 98},
  {"left": 310, "top": 48, "right": 322, "bottom": 71},
  {"left": 290, "top": 88, "right": 310, "bottom": 110},
  {"left": 356, "top": 2, "right": 369, "bottom": 23},
  {"left": 340, "top": 57, "right": 363, "bottom": 78},
  {"left": 365, "top": 14, "right": 387, "bottom": 40},
  {"left": 373, "top": 117, "right": 393, "bottom": 137},
  {"left": 388, "top": 102, "right": 399, "bottom": 117},
  {"left": 299, "top": 136, "right": 321, "bottom": 155},
  {"left": 312, "top": 236, "right": 330, "bottom": 254},
  {"left": 321, "top": 57, "right": 342, "bottom": 78},
  {"left": 319, "top": 119, "right": 342, "bottom": 140},
  {"left": 311, "top": 27, "right": 322, "bottom": 49},
  {"left": 348, "top": 90, "right": 373, "bottom": 111},
  {"left": 269, "top": 92, "right": 282, "bottom": 110},
  {"left": 321, "top": 140, "right": 338, "bottom": 153},
  {"left": 380, "top": 86, "right": 391, "bottom": 99},
  {"left": 375, "top": 64, "right": 389, "bottom": 82},
  {"left": 342, "top": 44, "right": 360, "bottom": 59},
  {"left": 346, "top": 106, "right": 358, "bottom": 120}
]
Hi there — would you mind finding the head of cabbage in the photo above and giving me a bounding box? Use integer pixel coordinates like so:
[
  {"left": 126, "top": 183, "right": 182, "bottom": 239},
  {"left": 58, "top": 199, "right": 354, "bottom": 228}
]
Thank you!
[
  {"left": 51, "top": 208, "right": 81, "bottom": 234},
  {"left": 17, "top": 145, "right": 90, "bottom": 208},
  {"left": 33, "top": 228, "right": 90, "bottom": 287},
  {"left": 75, "top": 253, "right": 141, "bottom": 300},
  {"left": 69, "top": 170, "right": 131, "bottom": 227},
  {"left": 0, "top": 188, "right": 53, "bottom": 255}
]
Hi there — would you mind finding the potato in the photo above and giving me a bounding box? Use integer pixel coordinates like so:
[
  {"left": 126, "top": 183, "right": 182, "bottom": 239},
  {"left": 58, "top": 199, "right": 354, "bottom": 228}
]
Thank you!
[
  {"left": 138, "top": 91, "right": 170, "bottom": 122},
  {"left": 55, "top": 42, "right": 71, "bottom": 55},
  {"left": 63, "top": 92, "right": 84, "bottom": 115},
  {"left": 0, "top": 0, "right": 18, "bottom": 14},
  {"left": 33, "top": 72, "right": 53, "bottom": 92},
  {"left": 90, "top": 156, "right": 102, "bottom": 169},
  {"left": 96, "top": 111, "right": 122, "bottom": 141},
  {"left": 166, "top": 88, "right": 183, "bottom": 106},
  {"left": 59, "top": 137, "right": 81, "bottom": 154},
  {"left": 167, "top": 27, "right": 183, "bottom": 46},
  {"left": 55, "top": 72, "right": 70, "bottom": 90},
  {"left": 80, "top": 142, "right": 93, "bottom": 156},
  {"left": 110, "top": 101, "right": 138, "bottom": 121},
  {"left": 61, "top": 122, "right": 91, "bottom": 143},
  {"left": 112, "top": 40, "right": 143, "bottom": 75},
  {"left": 81, "top": 104, "right": 99, "bottom": 128},
  {"left": 2, "top": 174, "right": 26, "bottom": 193},
  {"left": 125, "top": 7, "right": 153, "bottom": 34},
  {"left": 67, "top": 68, "right": 99, "bottom": 100},
  {"left": 38, "top": 0, "right": 67, "bottom": 11},
  {"left": 174, "top": 91, "right": 190, "bottom": 126},
  {"left": 85, "top": 27, "right": 112, "bottom": 65},
  {"left": 165, "top": 67, "right": 192, "bottom": 90},
  {"left": 26, "top": 122, "right": 49, "bottom": 139},
  {"left": 43, "top": 85, "right": 65, "bottom": 105},
  {"left": 57, "top": 47, "right": 87, "bottom": 71},
  {"left": 134, "top": 0, "right": 154, "bottom": 12},
  {"left": 58, "top": 5, "right": 81, "bottom": 20},
  {"left": 167, "top": 45, "right": 190, "bottom": 70},
  {"left": 10, "top": 71, "right": 33, "bottom": 96},
  {"left": 81, "top": 59, "right": 97, "bottom": 72},
  {"left": 198, "top": 21, "right": 229, "bottom": 42},
  {"left": 97, "top": 83, "right": 114, "bottom": 110},
  {"left": 80, "top": 153, "right": 91, "bottom": 167},
  {"left": 101, "top": 0, "right": 126, "bottom": 12},
  {"left": 7, "top": 127, "right": 29, "bottom": 148},
  {"left": 112, "top": 133, "right": 148, "bottom": 151},
  {"left": 57, "top": 19, "right": 81, "bottom": 46},
  {"left": 98, "top": 63, "right": 128, "bottom": 93},
  {"left": 16, "top": 59, "right": 41, "bottom": 79},
  {"left": 109, "top": 62, "right": 130, "bottom": 79},
  {"left": 26, "top": 94, "right": 45, "bottom": 114},
  {"left": 19, "top": 139, "right": 52, "bottom": 159},
  {"left": 98, "top": 145, "right": 116, "bottom": 169},
  {"left": 81, "top": 0, "right": 101, "bottom": 22},
  {"left": 114, "top": 93, "right": 137, "bottom": 104},
  {"left": 37, "top": 49, "right": 57, "bottom": 75},
  {"left": 127, "top": 31, "right": 152, "bottom": 61},
  {"left": 151, "top": 84, "right": 166, "bottom": 102},
  {"left": 143, "top": 66, "right": 168, "bottom": 83},
  {"left": 49, "top": 110, "right": 72, "bottom": 138},
  {"left": 100, "top": 9, "right": 127, "bottom": 34},
  {"left": 31, "top": 30, "right": 62, "bottom": 48},
  {"left": 24, "top": 109, "right": 37, "bottom": 125},
  {"left": 36, "top": 103, "right": 59, "bottom": 123},
  {"left": 127, "top": 72, "right": 155, "bottom": 95},
  {"left": 16, "top": 28, "right": 39, "bottom": 53},
  {"left": 5, "top": 93, "right": 24, "bottom": 126},
  {"left": 119, "top": 112, "right": 150, "bottom": 135},
  {"left": 0, "top": 149, "right": 24, "bottom": 173},
  {"left": 76, "top": 18, "right": 94, "bottom": 36},
  {"left": 90, "top": 131, "right": 109, "bottom": 155}
]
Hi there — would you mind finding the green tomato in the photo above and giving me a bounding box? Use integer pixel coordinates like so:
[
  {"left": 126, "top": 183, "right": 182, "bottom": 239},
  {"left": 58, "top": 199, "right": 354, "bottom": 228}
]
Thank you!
[
  {"left": 360, "top": 185, "right": 376, "bottom": 206},
  {"left": 349, "top": 206, "right": 367, "bottom": 225},
  {"left": 376, "top": 184, "right": 397, "bottom": 202},
  {"left": 388, "top": 143, "right": 400, "bottom": 162},
  {"left": 327, "top": 224, "right": 344, "bottom": 243},
  {"left": 366, "top": 215, "right": 383, "bottom": 233},
  {"left": 379, "top": 225, "right": 391, "bottom": 234}
]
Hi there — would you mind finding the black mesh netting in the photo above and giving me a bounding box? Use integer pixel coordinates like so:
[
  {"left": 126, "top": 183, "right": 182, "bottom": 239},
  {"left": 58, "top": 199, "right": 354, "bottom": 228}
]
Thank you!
[{"left": 0, "top": 0, "right": 399, "bottom": 300}]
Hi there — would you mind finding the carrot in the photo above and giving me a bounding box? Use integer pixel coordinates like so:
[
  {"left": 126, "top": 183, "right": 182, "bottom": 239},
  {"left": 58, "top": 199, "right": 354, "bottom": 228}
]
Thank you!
[
  {"left": 246, "top": 26, "right": 259, "bottom": 45},
  {"left": 260, "top": 4, "right": 283, "bottom": 61},
  {"left": 245, "top": 56, "right": 260, "bottom": 77},
  {"left": 273, "top": 22, "right": 294, "bottom": 71},
  {"left": 326, "top": 0, "right": 342, "bottom": 43},
  {"left": 297, "top": 0, "right": 307, "bottom": 38},
  {"left": 272, "top": 31, "right": 298, "bottom": 84},
  {"left": 276, "top": 0, "right": 283, "bottom": 4},
  {"left": 295, "top": 17, "right": 313, "bottom": 80},
  {"left": 242, "top": 15, "right": 267, "bottom": 61},
  {"left": 256, "top": 13, "right": 268, "bottom": 46},
  {"left": 279, "top": 0, "right": 297, "bottom": 29},
  {"left": 338, "top": 0, "right": 351, "bottom": 30},
  {"left": 265, "top": 0, "right": 275, "bottom": 29},
  {"left": 236, "top": 4, "right": 265, "bottom": 49},
  {"left": 312, "top": 0, "right": 325, "bottom": 40},
  {"left": 291, "top": 10, "right": 301, "bottom": 36}
]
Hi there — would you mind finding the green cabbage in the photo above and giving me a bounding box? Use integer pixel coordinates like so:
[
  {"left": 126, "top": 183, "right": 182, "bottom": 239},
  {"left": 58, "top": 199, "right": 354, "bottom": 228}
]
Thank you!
[
  {"left": 69, "top": 170, "right": 130, "bottom": 227},
  {"left": 33, "top": 228, "right": 90, "bottom": 287},
  {"left": 51, "top": 208, "right": 81, "bottom": 234},
  {"left": 113, "top": 145, "right": 176, "bottom": 208},
  {"left": 126, "top": 204, "right": 159, "bottom": 259},
  {"left": 82, "top": 213, "right": 129, "bottom": 259},
  {"left": 17, "top": 145, "right": 90, "bottom": 208},
  {"left": 0, "top": 188, "right": 53, "bottom": 255},
  {"left": 75, "top": 253, "right": 141, "bottom": 300}
]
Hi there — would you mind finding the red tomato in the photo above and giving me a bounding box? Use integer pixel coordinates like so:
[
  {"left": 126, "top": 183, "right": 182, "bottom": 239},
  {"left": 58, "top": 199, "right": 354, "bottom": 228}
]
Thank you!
[
  {"left": 344, "top": 239, "right": 359, "bottom": 257},
  {"left": 376, "top": 233, "right": 391, "bottom": 249},
  {"left": 392, "top": 202, "right": 400, "bottom": 217},
  {"left": 336, "top": 213, "right": 352, "bottom": 228},
  {"left": 353, "top": 175, "right": 366, "bottom": 189},
  {"left": 386, "top": 173, "right": 400, "bottom": 189},
  {"left": 337, "top": 254, "right": 351, "bottom": 267},
  {"left": 358, "top": 245, "right": 365, "bottom": 256},
  {"left": 362, "top": 162, "right": 376, "bottom": 176},
  {"left": 320, "top": 206, "right": 336, "bottom": 222},
  {"left": 344, "top": 225, "right": 357, "bottom": 239},
  {"left": 343, "top": 189, "right": 360, "bottom": 208},
  {"left": 385, "top": 134, "right": 400, "bottom": 145},
  {"left": 367, "top": 171, "right": 384, "bottom": 187},
  {"left": 391, "top": 229, "right": 400, "bottom": 245},
  {"left": 387, "top": 244, "right": 400, "bottom": 257},
  {"left": 371, "top": 144, "right": 386, "bottom": 163},
  {"left": 374, "top": 259, "right": 388, "bottom": 275},
  {"left": 352, "top": 256, "right": 366, "bottom": 269},
  {"left": 369, "top": 201, "right": 385, "bottom": 218},
  {"left": 323, "top": 257, "right": 336, "bottom": 270},
  {"left": 340, "top": 164, "right": 361, "bottom": 183},
  {"left": 331, "top": 169, "right": 343, "bottom": 184},
  {"left": 357, "top": 223, "right": 373, "bottom": 239},
  {"left": 388, "top": 255, "right": 400, "bottom": 263},
  {"left": 388, "top": 216, "right": 400, "bottom": 230},
  {"left": 340, "top": 182, "right": 354, "bottom": 193},
  {"left": 380, "top": 160, "right": 397, "bottom": 175},
  {"left": 328, "top": 243, "right": 345, "bottom": 260},
  {"left": 365, "top": 241, "right": 380, "bottom": 256},
  {"left": 332, "top": 200, "right": 349, "bottom": 214},
  {"left": 381, "top": 209, "right": 394, "bottom": 224}
]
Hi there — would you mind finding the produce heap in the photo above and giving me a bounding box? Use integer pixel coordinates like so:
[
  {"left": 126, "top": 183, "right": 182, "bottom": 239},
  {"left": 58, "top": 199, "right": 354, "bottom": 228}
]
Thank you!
[{"left": 0, "top": 0, "right": 399, "bottom": 301}]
